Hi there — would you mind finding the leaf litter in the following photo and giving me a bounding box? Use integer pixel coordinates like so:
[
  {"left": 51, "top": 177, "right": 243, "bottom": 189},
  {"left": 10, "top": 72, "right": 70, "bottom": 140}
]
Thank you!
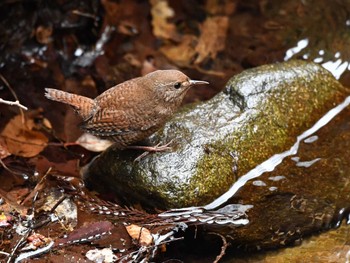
[{"left": 0, "top": 0, "right": 293, "bottom": 262}]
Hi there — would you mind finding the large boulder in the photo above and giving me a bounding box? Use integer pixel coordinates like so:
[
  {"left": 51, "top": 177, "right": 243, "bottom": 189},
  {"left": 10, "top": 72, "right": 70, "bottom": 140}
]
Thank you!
[{"left": 85, "top": 60, "right": 348, "bottom": 210}]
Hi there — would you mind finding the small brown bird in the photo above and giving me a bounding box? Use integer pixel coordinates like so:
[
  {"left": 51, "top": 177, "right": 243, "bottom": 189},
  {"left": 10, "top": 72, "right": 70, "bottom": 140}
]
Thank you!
[{"left": 45, "top": 70, "right": 208, "bottom": 151}]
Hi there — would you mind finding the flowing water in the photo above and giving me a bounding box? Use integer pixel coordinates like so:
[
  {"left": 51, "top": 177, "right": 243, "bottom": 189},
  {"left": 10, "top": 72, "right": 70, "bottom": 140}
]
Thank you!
[
  {"left": 222, "top": 0, "right": 350, "bottom": 260},
  {"left": 168, "top": 0, "right": 350, "bottom": 261}
]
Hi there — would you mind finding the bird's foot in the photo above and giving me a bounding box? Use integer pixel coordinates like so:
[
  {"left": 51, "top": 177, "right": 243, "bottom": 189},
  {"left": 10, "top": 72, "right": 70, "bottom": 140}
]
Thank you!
[{"left": 128, "top": 140, "right": 174, "bottom": 162}]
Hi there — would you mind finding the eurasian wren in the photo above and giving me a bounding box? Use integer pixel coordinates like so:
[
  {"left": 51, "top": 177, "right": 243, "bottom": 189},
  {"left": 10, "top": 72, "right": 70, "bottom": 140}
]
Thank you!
[{"left": 45, "top": 70, "right": 208, "bottom": 150}]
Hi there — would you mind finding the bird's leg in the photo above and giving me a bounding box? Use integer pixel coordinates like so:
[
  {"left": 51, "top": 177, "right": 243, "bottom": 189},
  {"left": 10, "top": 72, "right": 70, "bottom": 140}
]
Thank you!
[
  {"left": 127, "top": 140, "right": 173, "bottom": 152},
  {"left": 128, "top": 140, "right": 174, "bottom": 162}
]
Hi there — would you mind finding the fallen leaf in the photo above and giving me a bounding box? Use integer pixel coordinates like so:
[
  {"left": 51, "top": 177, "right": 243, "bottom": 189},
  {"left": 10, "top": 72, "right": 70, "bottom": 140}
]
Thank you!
[
  {"left": 0, "top": 188, "right": 30, "bottom": 216},
  {"left": 150, "top": 0, "right": 180, "bottom": 41},
  {"left": 0, "top": 137, "right": 11, "bottom": 159},
  {"left": 205, "top": 0, "right": 237, "bottom": 16},
  {"left": 125, "top": 224, "right": 153, "bottom": 246},
  {"left": 56, "top": 221, "right": 114, "bottom": 246},
  {"left": 42, "top": 117, "right": 52, "bottom": 130},
  {"left": 0, "top": 212, "right": 12, "bottom": 227},
  {"left": 39, "top": 190, "right": 78, "bottom": 230},
  {"left": 26, "top": 233, "right": 51, "bottom": 249},
  {"left": 160, "top": 34, "right": 198, "bottom": 67},
  {"left": 1, "top": 111, "right": 48, "bottom": 157},
  {"left": 194, "top": 16, "right": 229, "bottom": 64},
  {"left": 35, "top": 25, "right": 53, "bottom": 44},
  {"left": 86, "top": 248, "right": 117, "bottom": 263}
]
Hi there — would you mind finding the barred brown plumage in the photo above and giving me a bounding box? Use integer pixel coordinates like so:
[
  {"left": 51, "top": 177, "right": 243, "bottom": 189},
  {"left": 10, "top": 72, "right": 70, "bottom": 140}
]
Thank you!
[{"left": 45, "top": 70, "right": 208, "bottom": 151}]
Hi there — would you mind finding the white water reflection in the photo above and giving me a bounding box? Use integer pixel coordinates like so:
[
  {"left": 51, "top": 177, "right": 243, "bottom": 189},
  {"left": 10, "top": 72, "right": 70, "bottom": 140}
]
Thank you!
[
  {"left": 322, "top": 59, "right": 349, "bottom": 79},
  {"left": 284, "top": 38, "right": 309, "bottom": 61},
  {"left": 284, "top": 39, "right": 350, "bottom": 79},
  {"left": 304, "top": 135, "right": 318, "bottom": 143},
  {"left": 292, "top": 157, "right": 321, "bottom": 168}
]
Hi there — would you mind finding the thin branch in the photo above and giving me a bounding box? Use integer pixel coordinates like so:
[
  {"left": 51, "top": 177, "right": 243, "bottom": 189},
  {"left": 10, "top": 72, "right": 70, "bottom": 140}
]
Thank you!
[
  {"left": 0, "top": 98, "right": 28, "bottom": 110},
  {"left": 0, "top": 158, "right": 23, "bottom": 176},
  {"left": 6, "top": 230, "right": 31, "bottom": 263},
  {"left": 21, "top": 167, "right": 51, "bottom": 205},
  {"left": 71, "top": 9, "right": 97, "bottom": 19},
  {"left": 13, "top": 241, "right": 54, "bottom": 263},
  {"left": 209, "top": 232, "right": 228, "bottom": 263},
  {"left": 0, "top": 74, "right": 27, "bottom": 123},
  {"left": 0, "top": 135, "right": 47, "bottom": 147}
]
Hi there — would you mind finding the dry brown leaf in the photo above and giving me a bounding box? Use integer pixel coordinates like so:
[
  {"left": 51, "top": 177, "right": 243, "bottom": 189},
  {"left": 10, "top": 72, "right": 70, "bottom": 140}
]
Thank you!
[
  {"left": 194, "top": 16, "right": 229, "bottom": 64},
  {"left": 206, "top": 0, "right": 236, "bottom": 16},
  {"left": 42, "top": 117, "right": 52, "bottom": 129},
  {"left": 125, "top": 224, "right": 153, "bottom": 246},
  {"left": 0, "top": 212, "right": 12, "bottom": 227},
  {"left": 35, "top": 25, "right": 53, "bottom": 44},
  {"left": 0, "top": 137, "right": 11, "bottom": 159},
  {"left": 160, "top": 34, "right": 198, "bottom": 67},
  {"left": 150, "top": 0, "right": 180, "bottom": 41},
  {"left": 1, "top": 111, "right": 48, "bottom": 157}
]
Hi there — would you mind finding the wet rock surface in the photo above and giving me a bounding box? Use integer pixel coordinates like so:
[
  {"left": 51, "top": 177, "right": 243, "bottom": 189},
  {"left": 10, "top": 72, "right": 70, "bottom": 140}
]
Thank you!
[
  {"left": 207, "top": 98, "right": 350, "bottom": 251},
  {"left": 85, "top": 60, "right": 348, "bottom": 209}
]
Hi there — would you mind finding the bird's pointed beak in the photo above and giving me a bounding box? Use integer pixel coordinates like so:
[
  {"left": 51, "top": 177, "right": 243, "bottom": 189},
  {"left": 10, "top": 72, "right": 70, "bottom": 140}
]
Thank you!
[{"left": 189, "top": 80, "right": 209, "bottom": 86}]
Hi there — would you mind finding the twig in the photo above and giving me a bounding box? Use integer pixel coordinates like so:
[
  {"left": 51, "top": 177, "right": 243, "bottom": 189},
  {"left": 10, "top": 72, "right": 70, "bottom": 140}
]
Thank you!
[
  {"left": 0, "top": 135, "right": 47, "bottom": 147},
  {"left": 118, "top": 236, "right": 184, "bottom": 263},
  {"left": 14, "top": 241, "right": 54, "bottom": 263},
  {"left": 30, "top": 194, "right": 67, "bottom": 229},
  {"left": 49, "top": 194, "right": 67, "bottom": 213},
  {"left": 1, "top": 134, "right": 84, "bottom": 149},
  {"left": 21, "top": 167, "right": 51, "bottom": 205},
  {"left": 48, "top": 141, "right": 80, "bottom": 147},
  {"left": 71, "top": 9, "right": 97, "bottom": 19},
  {"left": 6, "top": 230, "right": 31, "bottom": 263},
  {"left": 0, "top": 158, "right": 23, "bottom": 176},
  {"left": 209, "top": 232, "right": 228, "bottom": 263},
  {"left": 0, "top": 98, "right": 28, "bottom": 110},
  {"left": 0, "top": 74, "right": 27, "bottom": 124}
]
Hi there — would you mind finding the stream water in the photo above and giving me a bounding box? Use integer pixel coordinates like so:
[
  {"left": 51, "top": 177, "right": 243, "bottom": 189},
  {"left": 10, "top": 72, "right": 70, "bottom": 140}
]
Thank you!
[
  {"left": 172, "top": 1, "right": 350, "bottom": 261},
  {"left": 222, "top": 0, "right": 350, "bottom": 260}
]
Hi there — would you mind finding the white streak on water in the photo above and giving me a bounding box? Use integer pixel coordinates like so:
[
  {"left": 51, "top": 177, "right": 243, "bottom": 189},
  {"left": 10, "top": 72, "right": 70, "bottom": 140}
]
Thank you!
[
  {"left": 322, "top": 59, "right": 349, "bottom": 80},
  {"left": 205, "top": 95, "right": 350, "bottom": 210},
  {"left": 304, "top": 135, "right": 318, "bottom": 143},
  {"left": 294, "top": 157, "right": 321, "bottom": 168},
  {"left": 284, "top": 38, "right": 309, "bottom": 61}
]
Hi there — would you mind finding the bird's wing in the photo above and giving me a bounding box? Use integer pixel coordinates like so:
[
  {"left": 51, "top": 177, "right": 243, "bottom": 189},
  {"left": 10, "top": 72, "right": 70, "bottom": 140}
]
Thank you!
[
  {"left": 80, "top": 108, "right": 131, "bottom": 136},
  {"left": 80, "top": 107, "right": 162, "bottom": 137}
]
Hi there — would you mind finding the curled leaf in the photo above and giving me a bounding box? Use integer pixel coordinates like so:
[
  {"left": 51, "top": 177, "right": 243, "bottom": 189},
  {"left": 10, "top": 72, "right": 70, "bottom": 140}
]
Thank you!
[
  {"left": 125, "top": 224, "right": 153, "bottom": 246},
  {"left": 194, "top": 16, "right": 229, "bottom": 64},
  {"left": 1, "top": 111, "right": 48, "bottom": 157},
  {"left": 150, "top": 0, "right": 180, "bottom": 41}
]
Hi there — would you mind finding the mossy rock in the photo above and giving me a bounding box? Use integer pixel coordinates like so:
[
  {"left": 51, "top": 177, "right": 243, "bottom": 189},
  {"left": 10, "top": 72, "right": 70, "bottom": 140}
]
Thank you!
[{"left": 85, "top": 60, "right": 348, "bottom": 209}]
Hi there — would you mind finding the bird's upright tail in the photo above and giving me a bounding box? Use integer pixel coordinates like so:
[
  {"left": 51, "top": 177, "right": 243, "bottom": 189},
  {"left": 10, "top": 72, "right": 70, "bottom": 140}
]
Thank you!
[{"left": 45, "top": 88, "right": 95, "bottom": 120}]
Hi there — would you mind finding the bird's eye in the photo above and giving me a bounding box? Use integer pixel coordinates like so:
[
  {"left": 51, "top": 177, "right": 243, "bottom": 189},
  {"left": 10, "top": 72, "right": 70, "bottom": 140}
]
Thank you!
[{"left": 174, "top": 82, "right": 182, "bottom": 89}]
